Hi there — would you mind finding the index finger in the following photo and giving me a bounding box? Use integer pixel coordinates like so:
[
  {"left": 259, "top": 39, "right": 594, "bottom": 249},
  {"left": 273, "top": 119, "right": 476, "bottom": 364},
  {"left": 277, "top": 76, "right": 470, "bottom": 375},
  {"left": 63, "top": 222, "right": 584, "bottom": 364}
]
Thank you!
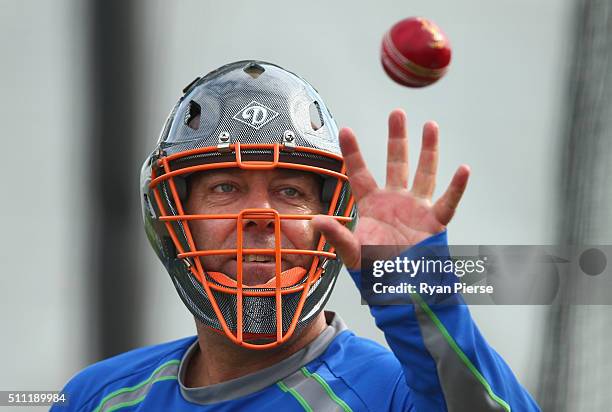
[
  {"left": 339, "top": 127, "right": 379, "bottom": 201},
  {"left": 433, "top": 165, "right": 470, "bottom": 225}
]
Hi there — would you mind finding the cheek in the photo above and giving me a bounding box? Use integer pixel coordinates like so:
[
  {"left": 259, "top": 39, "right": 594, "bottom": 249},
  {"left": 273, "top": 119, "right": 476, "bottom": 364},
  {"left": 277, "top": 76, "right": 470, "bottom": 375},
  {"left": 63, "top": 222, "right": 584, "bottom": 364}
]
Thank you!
[
  {"left": 187, "top": 219, "right": 234, "bottom": 250},
  {"left": 283, "top": 220, "right": 318, "bottom": 248},
  {"left": 184, "top": 196, "right": 233, "bottom": 249}
]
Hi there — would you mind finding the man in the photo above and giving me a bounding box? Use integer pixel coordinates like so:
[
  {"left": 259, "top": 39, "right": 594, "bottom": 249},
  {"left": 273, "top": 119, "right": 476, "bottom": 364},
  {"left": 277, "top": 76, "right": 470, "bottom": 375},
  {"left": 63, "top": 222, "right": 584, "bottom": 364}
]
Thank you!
[{"left": 54, "top": 61, "right": 539, "bottom": 411}]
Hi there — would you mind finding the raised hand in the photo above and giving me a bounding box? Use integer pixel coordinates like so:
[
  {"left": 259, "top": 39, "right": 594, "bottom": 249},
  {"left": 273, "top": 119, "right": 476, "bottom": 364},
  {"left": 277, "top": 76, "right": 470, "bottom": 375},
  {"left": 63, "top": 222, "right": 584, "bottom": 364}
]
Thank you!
[{"left": 312, "top": 109, "right": 470, "bottom": 270}]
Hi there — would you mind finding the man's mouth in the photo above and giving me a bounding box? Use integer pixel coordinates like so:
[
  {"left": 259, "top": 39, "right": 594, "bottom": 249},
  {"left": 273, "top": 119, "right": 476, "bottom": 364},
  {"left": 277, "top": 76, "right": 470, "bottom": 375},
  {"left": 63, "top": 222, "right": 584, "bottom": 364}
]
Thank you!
[
  {"left": 221, "top": 255, "right": 281, "bottom": 285},
  {"left": 242, "top": 254, "right": 274, "bottom": 263}
]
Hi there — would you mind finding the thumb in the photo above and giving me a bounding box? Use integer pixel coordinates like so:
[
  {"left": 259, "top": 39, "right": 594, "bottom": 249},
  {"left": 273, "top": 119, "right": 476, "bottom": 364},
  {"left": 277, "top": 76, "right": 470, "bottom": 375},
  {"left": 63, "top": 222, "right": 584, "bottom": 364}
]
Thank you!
[{"left": 311, "top": 215, "right": 361, "bottom": 271}]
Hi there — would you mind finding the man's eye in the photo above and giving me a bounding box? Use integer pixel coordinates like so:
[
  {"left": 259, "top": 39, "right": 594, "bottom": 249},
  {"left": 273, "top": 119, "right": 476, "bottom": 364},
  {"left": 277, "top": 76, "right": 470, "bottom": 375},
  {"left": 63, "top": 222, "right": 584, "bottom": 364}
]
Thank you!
[
  {"left": 280, "top": 187, "right": 300, "bottom": 197},
  {"left": 212, "top": 183, "right": 236, "bottom": 193}
]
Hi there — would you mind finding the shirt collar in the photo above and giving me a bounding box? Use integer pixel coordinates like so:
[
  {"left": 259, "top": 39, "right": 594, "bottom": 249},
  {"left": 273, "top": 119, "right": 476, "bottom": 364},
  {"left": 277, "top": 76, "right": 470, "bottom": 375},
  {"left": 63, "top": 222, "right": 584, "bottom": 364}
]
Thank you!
[{"left": 178, "top": 311, "right": 347, "bottom": 404}]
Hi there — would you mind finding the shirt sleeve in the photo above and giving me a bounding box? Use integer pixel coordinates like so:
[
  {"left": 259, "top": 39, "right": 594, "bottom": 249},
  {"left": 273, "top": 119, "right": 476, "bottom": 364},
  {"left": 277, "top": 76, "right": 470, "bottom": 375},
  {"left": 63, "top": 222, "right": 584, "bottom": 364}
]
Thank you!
[
  {"left": 348, "top": 230, "right": 541, "bottom": 412},
  {"left": 49, "top": 375, "right": 85, "bottom": 412}
]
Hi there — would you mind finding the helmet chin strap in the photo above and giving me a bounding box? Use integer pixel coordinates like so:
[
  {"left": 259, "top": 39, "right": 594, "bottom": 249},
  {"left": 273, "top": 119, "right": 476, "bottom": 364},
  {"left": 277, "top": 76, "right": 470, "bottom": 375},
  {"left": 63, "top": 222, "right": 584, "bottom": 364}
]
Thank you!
[{"left": 205, "top": 266, "right": 307, "bottom": 288}]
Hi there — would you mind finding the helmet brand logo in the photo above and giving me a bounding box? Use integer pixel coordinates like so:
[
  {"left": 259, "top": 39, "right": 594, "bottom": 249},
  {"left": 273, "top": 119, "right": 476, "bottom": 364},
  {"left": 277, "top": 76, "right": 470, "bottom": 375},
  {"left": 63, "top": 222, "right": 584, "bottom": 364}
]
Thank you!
[{"left": 233, "top": 101, "right": 279, "bottom": 130}]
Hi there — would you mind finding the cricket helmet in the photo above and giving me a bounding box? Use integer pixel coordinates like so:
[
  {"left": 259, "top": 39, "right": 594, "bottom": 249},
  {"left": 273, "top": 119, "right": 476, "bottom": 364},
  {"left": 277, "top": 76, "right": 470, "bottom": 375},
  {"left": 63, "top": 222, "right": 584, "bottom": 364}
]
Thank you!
[{"left": 140, "top": 60, "right": 356, "bottom": 349}]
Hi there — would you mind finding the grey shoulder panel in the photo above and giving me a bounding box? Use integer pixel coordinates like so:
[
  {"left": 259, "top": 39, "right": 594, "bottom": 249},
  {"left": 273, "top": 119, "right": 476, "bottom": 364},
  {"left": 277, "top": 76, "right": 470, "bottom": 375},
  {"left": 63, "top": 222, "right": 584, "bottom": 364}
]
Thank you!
[
  {"left": 412, "top": 295, "right": 509, "bottom": 412},
  {"left": 93, "top": 360, "right": 180, "bottom": 412}
]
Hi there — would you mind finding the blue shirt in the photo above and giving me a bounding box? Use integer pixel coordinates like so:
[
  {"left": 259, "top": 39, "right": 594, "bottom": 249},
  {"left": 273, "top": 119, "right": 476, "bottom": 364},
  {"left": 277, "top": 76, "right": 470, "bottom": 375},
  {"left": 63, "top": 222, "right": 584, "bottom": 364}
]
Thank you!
[{"left": 53, "top": 231, "right": 540, "bottom": 411}]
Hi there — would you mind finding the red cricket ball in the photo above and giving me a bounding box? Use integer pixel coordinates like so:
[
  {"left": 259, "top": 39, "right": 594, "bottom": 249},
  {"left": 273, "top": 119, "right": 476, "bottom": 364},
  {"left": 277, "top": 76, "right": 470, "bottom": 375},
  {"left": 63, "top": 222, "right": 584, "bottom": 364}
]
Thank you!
[{"left": 381, "top": 17, "right": 452, "bottom": 88}]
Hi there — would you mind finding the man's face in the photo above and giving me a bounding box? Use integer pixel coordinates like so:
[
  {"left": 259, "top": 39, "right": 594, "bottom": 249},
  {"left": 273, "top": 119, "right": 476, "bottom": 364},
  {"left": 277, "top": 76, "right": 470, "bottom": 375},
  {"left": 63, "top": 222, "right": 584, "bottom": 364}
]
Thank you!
[{"left": 184, "top": 168, "right": 323, "bottom": 286}]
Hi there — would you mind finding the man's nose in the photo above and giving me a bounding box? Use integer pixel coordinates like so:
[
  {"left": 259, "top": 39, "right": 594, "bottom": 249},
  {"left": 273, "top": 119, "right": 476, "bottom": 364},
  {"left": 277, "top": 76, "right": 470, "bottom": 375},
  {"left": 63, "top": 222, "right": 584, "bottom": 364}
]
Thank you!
[
  {"left": 242, "top": 214, "right": 275, "bottom": 231},
  {"left": 241, "top": 191, "right": 275, "bottom": 231}
]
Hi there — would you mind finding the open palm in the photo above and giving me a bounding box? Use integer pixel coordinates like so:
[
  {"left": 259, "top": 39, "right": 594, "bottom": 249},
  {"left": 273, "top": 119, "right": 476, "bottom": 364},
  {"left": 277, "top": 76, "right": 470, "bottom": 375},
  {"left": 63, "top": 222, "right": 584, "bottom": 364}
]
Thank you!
[{"left": 312, "top": 109, "right": 470, "bottom": 270}]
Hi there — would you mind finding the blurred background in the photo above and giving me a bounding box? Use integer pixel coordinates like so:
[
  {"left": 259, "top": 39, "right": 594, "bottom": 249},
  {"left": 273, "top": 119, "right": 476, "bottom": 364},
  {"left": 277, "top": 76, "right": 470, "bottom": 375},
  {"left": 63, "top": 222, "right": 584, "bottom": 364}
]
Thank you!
[{"left": 1, "top": 0, "right": 611, "bottom": 411}]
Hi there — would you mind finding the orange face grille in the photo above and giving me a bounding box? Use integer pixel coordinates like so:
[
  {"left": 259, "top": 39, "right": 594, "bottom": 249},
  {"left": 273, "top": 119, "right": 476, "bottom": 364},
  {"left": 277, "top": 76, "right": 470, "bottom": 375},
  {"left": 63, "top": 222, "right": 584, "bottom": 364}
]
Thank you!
[{"left": 148, "top": 142, "right": 354, "bottom": 349}]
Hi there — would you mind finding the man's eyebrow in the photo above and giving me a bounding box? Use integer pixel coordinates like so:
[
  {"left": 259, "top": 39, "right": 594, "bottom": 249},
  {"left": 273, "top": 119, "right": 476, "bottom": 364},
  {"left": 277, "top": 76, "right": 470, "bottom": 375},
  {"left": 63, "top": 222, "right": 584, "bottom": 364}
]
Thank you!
[
  {"left": 273, "top": 172, "right": 323, "bottom": 192},
  {"left": 273, "top": 174, "right": 319, "bottom": 186},
  {"left": 196, "top": 169, "right": 242, "bottom": 180},
  {"left": 274, "top": 170, "right": 319, "bottom": 179}
]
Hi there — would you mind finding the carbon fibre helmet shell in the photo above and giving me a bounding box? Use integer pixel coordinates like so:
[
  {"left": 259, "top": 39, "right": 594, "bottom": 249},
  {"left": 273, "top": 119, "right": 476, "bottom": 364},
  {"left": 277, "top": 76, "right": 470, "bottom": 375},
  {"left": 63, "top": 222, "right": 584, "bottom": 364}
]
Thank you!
[
  {"left": 140, "top": 60, "right": 356, "bottom": 349},
  {"left": 159, "top": 61, "right": 340, "bottom": 155}
]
